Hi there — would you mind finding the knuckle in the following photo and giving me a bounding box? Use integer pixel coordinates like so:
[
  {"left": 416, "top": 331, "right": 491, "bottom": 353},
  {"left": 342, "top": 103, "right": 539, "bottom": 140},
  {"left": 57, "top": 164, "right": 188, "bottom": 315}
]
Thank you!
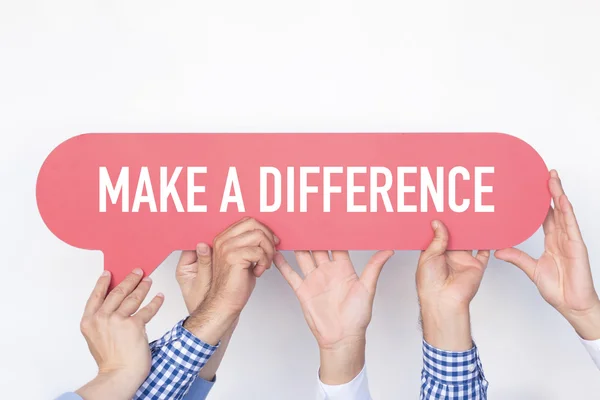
[
  {"left": 108, "top": 313, "right": 123, "bottom": 324},
  {"left": 254, "top": 229, "right": 269, "bottom": 240},
  {"left": 127, "top": 293, "right": 142, "bottom": 305},
  {"left": 93, "top": 311, "right": 109, "bottom": 323},
  {"left": 254, "top": 247, "right": 267, "bottom": 259},
  {"left": 225, "top": 251, "right": 239, "bottom": 263},
  {"left": 79, "top": 318, "right": 91, "bottom": 333},
  {"left": 110, "top": 286, "right": 126, "bottom": 297},
  {"left": 91, "top": 289, "right": 104, "bottom": 301}
]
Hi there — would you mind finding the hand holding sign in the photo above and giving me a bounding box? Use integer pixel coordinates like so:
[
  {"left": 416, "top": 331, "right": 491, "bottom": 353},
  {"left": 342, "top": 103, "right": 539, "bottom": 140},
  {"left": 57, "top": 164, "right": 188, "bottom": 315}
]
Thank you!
[
  {"left": 496, "top": 170, "right": 600, "bottom": 341},
  {"left": 416, "top": 220, "right": 490, "bottom": 351},
  {"left": 36, "top": 133, "right": 550, "bottom": 287},
  {"left": 182, "top": 218, "right": 278, "bottom": 346}
]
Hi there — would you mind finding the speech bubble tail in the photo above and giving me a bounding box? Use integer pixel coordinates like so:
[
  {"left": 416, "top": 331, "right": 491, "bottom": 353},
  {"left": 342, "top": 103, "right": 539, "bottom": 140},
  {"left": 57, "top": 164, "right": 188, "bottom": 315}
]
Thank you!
[{"left": 103, "top": 250, "right": 166, "bottom": 291}]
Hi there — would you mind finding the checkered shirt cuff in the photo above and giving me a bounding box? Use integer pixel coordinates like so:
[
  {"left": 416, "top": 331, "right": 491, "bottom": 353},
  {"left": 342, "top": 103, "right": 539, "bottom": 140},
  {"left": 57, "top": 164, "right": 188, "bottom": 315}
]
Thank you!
[
  {"left": 133, "top": 318, "right": 219, "bottom": 400},
  {"left": 420, "top": 340, "right": 488, "bottom": 399}
]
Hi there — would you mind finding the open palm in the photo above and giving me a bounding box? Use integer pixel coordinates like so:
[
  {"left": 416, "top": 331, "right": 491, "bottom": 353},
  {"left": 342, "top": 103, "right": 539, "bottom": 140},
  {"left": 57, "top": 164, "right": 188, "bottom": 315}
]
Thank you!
[
  {"left": 496, "top": 170, "right": 598, "bottom": 315},
  {"left": 274, "top": 250, "right": 393, "bottom": 349}
]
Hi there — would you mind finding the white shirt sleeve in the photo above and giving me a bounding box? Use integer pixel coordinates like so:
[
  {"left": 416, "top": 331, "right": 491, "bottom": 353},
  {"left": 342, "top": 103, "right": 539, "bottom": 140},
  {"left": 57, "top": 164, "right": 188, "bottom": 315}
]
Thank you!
[
  {"left": 580, "top": 337, "right": 600, "bottom": 370},
  {"left": 316, "top": 364, "right": 371, "bottom": 400}
]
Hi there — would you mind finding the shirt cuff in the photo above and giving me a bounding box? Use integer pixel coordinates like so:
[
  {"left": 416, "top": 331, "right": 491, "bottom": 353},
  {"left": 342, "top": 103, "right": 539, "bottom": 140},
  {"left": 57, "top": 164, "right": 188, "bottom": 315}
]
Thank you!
[
  {"left": 134, "top": 319, "right": 219, "bottom": 399},
  {"left": 422, "top": 340, "right": 487, "bottom": 385},
  {"left": 182, "top": 375, "right": 216, "bottom": 399},
  {"left": 55, "top": 394, "right": 83, "bottom": 400},
  {"left": 580, "top": 337, "right": 600, "bottom": 370},
  {"left": 316, "top": 364, "right": 371, "bottom": 400}
]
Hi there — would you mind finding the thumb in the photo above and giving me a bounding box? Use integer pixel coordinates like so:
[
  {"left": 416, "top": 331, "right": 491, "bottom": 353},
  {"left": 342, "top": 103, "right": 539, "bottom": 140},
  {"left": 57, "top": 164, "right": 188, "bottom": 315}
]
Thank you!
[
  {"left": 195, "top": 243, "right": 212, "bottom": 270},
  {"left": 360, "top": 250, "right": 395, "bottom": 294},
  {"left": 494, "top": 248, "right": 536, "bottom": 281},
  {"left": 422, "top": 220, "right": 449, "bottom": 260}
]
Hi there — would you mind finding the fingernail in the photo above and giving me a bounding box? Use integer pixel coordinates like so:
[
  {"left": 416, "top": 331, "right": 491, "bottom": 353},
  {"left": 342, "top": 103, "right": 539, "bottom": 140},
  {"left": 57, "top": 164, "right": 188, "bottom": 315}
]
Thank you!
[
  {"left": 156, "top": 292, "right": 165, "bottom": 298},
  {"left": 197, "top": 243, "right": 210, "bottom": 255},
  {"left": 431, "top": 220, "right": 438, "bottom": 229},
  {"left": 143, "top": 276, "right": 152, "bottom": 282},
  {"left": 273, "top": 235, "right": 280, "bottom": 244},
  {"left": 101, "top": 270, "right": 110, "bottom": 277},
  {"left": 132, "top": 268, "right": 143, "bottom": 275}
]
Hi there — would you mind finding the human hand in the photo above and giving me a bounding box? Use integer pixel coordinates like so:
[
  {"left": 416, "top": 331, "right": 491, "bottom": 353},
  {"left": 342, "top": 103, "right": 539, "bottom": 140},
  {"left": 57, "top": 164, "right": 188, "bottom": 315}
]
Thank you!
[
  {"left": 416, "top": 220, "right": 490, "bottom": 351},
  {"left": 183, "top": 217, "right": 278, "bottom": 345},
  {"left": 176, "top": 243, "right": 213, "bottom": 314},
  {"left": 176, "top": 242, "right": 238, "bottom": 381},
  {"left": 496, "top": 170, "right": 600, "bottom": 340},
  {"left": 274, "top": 249, "right": 393, "bottom": 384},
  {"left": 76, "top": 269, "right": 164, "bottom": 400}
]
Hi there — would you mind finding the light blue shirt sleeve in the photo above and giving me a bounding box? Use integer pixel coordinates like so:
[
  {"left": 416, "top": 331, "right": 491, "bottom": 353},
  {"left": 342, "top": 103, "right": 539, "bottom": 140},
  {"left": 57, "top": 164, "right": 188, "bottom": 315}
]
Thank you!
[
  {"left": 55, "top": 376, "right": 215, "bottom": 400},
  {"left": 55, "top": 393, "right": 83, "bottom": 400},
  {"left": 182, "top": 376, "right": 216, "bottom": 399}
]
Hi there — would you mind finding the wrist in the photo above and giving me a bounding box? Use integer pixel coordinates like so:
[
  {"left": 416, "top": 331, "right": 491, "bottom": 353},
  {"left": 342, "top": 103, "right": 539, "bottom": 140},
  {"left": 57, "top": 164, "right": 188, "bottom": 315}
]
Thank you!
[
  {"left": 564, "top": 301, "right": 600, "bottom": 341},
  {"left": 319, "top": 336, "right": 366, "bottom": 385},
  {"left": 420, "top": 300, "right": 473, "bottom": 351},
  {"left": 184, "top": 296, "right": 239, "bottom": 346},
  {"left": 76, "top": 371, "right": 138, "bottom": 400}
]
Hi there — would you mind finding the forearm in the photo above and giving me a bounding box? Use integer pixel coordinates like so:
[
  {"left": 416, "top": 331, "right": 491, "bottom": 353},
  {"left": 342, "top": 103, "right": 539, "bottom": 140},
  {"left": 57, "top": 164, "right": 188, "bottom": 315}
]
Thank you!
[
  {"left": 319, "top": 337, "right": 366, "bottom": 385},
  {"left": 565, "top": 303, "right": 600, "bottom": 370},
  {"left": 184, "top": 296, "right": 239, "bottom": 346},
  {"left": 198, "top": 321, "right": 236, "bottom": 381},
  {"left": 316, "top": 337, "right": 372, "bottom": 400},
  {"left": 420, "top": 301, "right": 472, "bottom": 351},
  {"left": 133, "top": 320, "right": 218, "bottom": 400},
  {"left": 564, "top": 302, "right": 600, "bottom": 341},
  {"left": 75, "top": 373, "right": 136, "bottom": 400},
  {"left": 419, "top": 302, "right": 488, "bottom": 399}
]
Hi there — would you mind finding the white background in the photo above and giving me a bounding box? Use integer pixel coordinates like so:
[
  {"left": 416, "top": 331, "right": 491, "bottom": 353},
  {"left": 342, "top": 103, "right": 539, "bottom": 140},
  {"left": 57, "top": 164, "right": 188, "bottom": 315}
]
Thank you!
[{"left": 1, "top": 1, "right": 599, "bottom": 399}]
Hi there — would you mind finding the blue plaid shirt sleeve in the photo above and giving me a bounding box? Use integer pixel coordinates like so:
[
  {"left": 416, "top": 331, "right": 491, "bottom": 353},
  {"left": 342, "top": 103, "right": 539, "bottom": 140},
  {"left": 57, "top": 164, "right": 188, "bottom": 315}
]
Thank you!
[
  {"left": 133, "top": 319, "right": 219, "bottom": 400},
  {"left": 420, "top": 340, "right": 489, "bottom": 399}
]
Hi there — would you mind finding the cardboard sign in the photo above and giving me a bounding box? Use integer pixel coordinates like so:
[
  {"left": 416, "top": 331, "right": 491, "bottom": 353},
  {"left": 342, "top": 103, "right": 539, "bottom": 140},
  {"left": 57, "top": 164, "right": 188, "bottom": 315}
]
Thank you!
[{"left": 36, "top": 133, "right": 550, "bottom": 285}]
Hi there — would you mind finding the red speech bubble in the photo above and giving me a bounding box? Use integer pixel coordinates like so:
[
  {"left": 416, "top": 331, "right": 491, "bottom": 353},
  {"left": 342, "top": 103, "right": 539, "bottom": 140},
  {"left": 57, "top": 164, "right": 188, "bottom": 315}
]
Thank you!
[{"left": 37, "top": 133, "right": 549, "bottom": 286}]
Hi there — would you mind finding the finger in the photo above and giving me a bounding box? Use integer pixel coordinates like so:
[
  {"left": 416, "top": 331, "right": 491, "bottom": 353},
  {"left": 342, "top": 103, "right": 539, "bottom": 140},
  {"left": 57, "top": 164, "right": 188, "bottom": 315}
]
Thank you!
[
  {"left": 100, "top": 268, "right": 144, "bottom": 313},
  {"left": 83, "top": 271, "right": 112, "bottom": 317},
  {"left": 134, "top": 293, "right": 165, "bottom": 324},
  {"left": 332, "top": 250, "right": 351, "bottom": 262},
  {"left": 559, "top": 194, "right": 584, "bottom": 242},
  {"left": 475, "top": 250, "right": 491, "bottom": 266},
  {"left": 494, "top": 248, "right": 537, "bottom": 280},
  {"left": 177, "top": 250, "right": 198, "bottom": 268},
  {"left": 422, "top": 220, "right": 449, "bottom": 259},
  {"left": 548, "top": 170, "right": 565, "bottom": 209},
  {"left": 549, "top": 170, "right": 565, "bottom": 225},
  {"left": 195, "top": 243, "right": 213, "bottom": 267},
  {"left": 273, "top": 252, "right": 303, "bottom": 291},
  {"left": 229, "top": 246, "right": 270, "bottom": 271},
  {"left": 542, "top": 206, "right": 556, "bottom": 235},
  {"left": 295, "top": 250, "right": 317, "bottom": 276},
  {"left": 217, "top": 217, "right": 279, "bottom": 246},
  {"left": 225, "top": 229, "right": 275, "bottom": 265},
  {"left": 360, "top": 250, "right": 395, "bottom": 294},
  {"left": 312, "top": 250, "right": 331, "bottom": 266},
  {"left": 116, "top": 276, "right": 153, "bottom": 316}
]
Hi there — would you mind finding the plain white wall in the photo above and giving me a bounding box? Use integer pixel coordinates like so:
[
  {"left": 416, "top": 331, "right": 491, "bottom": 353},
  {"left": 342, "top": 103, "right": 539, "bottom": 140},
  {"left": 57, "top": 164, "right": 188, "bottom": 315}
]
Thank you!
[{"left": 1, "top": 1, "right": 599, "bottom": 399}]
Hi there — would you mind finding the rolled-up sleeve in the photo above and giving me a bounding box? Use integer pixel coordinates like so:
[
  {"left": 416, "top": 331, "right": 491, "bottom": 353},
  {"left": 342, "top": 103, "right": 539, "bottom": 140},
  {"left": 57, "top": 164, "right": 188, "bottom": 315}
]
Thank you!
[
  {"left": 134, "top": 319, "right": 218, "bottom": 400},
  {"left": 420, "top": 340, "right": 488, "bottom": 399}
]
